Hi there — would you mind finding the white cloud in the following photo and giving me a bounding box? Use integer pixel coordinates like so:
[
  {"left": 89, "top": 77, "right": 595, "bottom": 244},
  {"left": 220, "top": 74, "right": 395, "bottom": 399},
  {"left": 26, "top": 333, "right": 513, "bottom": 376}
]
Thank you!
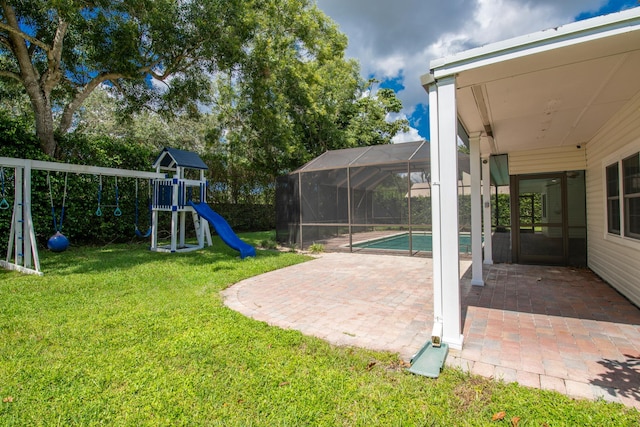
[
  {"left": 392, "top": 126, "right": 423, "bottom": 143},
  {"left": 315, "top": 0, "right": 620, "bottom": 136},
  {"left": 376, "top": 54, "right": 406, "bottom": 79}
]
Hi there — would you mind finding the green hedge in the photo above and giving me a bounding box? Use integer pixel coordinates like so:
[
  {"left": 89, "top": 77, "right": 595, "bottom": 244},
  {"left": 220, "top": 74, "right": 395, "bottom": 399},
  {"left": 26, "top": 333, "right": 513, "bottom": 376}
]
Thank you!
[
  {"left": 0, "top": 113, "right": 275, "bottom": 253},
  {"left": 212, "top": 203, "right": 275, "bottom": 232}
]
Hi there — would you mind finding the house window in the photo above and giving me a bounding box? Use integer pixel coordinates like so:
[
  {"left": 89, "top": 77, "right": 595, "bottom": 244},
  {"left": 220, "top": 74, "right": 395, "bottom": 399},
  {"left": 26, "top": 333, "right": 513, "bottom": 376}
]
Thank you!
[
  {"left": 606, "top": 163, "right": 620, "bottom": 235},
  {"left": 607, "top": 151, "right": 640, "bottom": 240},
  {"left": 623, "top": 153, "right": 640, "bottom": 239}
]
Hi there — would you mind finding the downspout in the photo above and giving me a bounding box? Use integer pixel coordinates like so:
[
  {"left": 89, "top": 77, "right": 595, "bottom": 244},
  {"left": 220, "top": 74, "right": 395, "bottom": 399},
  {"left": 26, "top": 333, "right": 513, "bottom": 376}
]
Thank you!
[
  {"left": 408, "top": 160, "right": 412, "bottom": 256},
  {"left": 422, "top": 73, "right": 444, "bottom": 346},
  {"left": 298, "top": 172, "right": 303, "bottom": 250},
  {"left": 348, "top": 167, "right": 352, "bottom": 252}
]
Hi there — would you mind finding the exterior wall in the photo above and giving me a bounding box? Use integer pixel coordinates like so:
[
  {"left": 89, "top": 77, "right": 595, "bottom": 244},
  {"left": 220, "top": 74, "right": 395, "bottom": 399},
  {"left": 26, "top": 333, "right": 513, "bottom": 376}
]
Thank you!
[
  {"left": 586, "top": 92, "right": 640, "bottom": 307},
  {"left": 509, "top": 146, "right": 586, "bottom": 175}
]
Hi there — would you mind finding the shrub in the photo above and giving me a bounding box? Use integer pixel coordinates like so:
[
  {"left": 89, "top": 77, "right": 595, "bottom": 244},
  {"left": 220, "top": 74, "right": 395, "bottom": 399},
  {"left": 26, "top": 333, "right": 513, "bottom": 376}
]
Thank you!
[{"left": 308, "top": 243, "right": 324, "bottom": 254}]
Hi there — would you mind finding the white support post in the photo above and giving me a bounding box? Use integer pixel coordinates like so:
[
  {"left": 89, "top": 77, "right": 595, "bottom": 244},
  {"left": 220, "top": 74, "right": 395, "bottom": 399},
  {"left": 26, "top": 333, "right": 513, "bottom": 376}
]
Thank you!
[
  {"left": 151, "top": 179, "right": 158, "bottom": 251},
  {"left": 23, "top": 161, "right": 35, "bottom": 270},
  {"left": 200, "top": 178, "right": 212, "bottom": 247},
  {"left": 13, "top": 166, "right": 23, "bottom": 265},
  {"left": 200, "top": 170, "right": 206, "bottom": 199},
  {"left": 179, "top": 210, "right": 186, "bottom": 248},
  {"left": 151, "top": 208, "right": 158, "bottom": 251},
  {"left": 171, "top": 176, "right": 179, "bottom": 252},
  {"left": 470, "top": 134, "right": 484, "bottom": 286},
  {"left": 429, "top": 76, "right": 463, "bottom": 349},
  {"left": 482, "top": 155, "right": 494, "bottom": 265}
]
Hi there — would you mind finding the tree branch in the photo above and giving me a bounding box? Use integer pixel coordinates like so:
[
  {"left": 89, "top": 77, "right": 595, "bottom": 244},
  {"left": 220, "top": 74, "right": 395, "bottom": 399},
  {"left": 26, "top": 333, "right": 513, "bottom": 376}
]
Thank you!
[
  {"left": 57, "top": 71, "right": 125, "bottom": 134},
  {"left": 139, "top": 57, "right": 170, "bottom": 80},
  {"left": 138, "top": 63, "right": 160, "bottom": 77},
  {"left": 110, "top": 78, "right": 125, "bottom": 93},
  {"left": 0, "top": 17, "right": 50, "bottom": 52},
  {"left": 142, "top": 43, "right": 199, "bottom": 81},
  {"left": 49, "top": 17, "right": 67, "bottom": 66},
  {"left": 1, "top": 2, "right": 42, "bottom": 91},
  {"left": 0, "top": 69, "right": 21, "bottom": 81},
  {"left": 41, "top": 16, "right": 68, "bottom": 94}
]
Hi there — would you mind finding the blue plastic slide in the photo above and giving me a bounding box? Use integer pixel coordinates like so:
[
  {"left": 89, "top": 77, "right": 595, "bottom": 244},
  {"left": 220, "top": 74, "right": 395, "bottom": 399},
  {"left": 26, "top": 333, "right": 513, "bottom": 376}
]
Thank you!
[{"left": 188, "top": 201, "right": 256, "bottom": 259}]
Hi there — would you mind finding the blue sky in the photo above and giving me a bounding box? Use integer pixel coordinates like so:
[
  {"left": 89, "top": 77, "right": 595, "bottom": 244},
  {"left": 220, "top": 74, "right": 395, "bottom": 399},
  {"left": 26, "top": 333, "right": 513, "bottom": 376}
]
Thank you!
[{"left": 316, "top": 0, "right": 639, "bottom": 142}]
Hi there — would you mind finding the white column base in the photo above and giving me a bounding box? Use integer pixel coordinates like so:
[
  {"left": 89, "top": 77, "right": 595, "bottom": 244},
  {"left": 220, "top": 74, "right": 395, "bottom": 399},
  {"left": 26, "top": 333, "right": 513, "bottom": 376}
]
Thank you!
[
  {"left": 443, "top": 334, "right": 464, "bottom": 350},
  {"left": 471, "top": 279, "right": 485, "bottom": 286}
]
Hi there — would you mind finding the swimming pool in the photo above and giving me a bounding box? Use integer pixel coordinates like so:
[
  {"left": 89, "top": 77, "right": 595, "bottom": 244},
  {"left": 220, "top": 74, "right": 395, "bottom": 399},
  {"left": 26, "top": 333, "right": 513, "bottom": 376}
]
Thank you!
[{"left": 352, "top": 232, "right": 473, "bottom": 253}]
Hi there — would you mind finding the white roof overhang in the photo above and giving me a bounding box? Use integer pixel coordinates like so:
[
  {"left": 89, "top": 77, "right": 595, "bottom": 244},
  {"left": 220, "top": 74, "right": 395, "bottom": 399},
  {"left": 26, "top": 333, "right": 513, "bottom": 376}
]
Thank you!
[{"left": 427, "top": 7, "right": 640, "bottom": 156}]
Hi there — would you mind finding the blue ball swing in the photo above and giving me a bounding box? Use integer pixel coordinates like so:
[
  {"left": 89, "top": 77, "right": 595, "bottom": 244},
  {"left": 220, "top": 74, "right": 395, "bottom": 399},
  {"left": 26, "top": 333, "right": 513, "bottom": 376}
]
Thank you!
[{"left": 47, "top": 171, "right": 69, "bottom": 252}]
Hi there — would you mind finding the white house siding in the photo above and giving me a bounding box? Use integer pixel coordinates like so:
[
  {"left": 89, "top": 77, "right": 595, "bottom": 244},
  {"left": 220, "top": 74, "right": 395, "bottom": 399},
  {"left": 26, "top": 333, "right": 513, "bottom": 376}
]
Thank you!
[
  {"left": 509, "top": 146, "right": 586, "bottom": 175},
  {"left": 586, "top": 92, "right": 640, "bottom": 307}
]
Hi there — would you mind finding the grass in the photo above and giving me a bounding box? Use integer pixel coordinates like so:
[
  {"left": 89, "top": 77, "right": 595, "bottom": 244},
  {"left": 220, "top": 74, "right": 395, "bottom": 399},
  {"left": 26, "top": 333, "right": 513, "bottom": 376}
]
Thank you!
[{"left": 0, "top": 231, "right": 638, "bottom": 426}]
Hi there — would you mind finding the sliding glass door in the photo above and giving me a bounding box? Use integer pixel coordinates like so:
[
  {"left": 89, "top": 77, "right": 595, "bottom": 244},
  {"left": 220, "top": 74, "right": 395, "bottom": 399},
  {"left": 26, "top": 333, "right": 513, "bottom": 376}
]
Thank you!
[{"left": 511, "top": 172, "right": 586, "bottom": 266}]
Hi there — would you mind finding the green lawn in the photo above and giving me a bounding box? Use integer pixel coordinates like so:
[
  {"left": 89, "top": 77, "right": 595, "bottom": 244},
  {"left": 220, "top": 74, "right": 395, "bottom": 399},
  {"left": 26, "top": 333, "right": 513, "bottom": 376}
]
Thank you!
[{"left": 1, "top": 232, "right": 638, "bottom": 426}]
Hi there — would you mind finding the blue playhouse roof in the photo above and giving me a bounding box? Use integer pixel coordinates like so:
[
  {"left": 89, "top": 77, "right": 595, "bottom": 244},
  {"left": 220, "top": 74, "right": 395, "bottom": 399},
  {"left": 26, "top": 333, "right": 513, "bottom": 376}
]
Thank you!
[{"left": 153, "top": 147, "right": 208, "bottom": 170}]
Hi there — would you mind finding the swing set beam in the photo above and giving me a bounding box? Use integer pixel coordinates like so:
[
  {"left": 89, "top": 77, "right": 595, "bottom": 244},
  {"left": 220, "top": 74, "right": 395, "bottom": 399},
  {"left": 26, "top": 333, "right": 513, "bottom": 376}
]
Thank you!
[
  {"left": 0, "top": 157, "right": 166, "bottom": 275},
  {"left": 0, "top": 157, "right": 166, "bottom": 179}
]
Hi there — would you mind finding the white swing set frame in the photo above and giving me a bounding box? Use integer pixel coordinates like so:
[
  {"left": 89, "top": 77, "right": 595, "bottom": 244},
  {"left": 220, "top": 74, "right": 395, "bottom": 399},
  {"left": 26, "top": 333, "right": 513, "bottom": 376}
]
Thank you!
[{"left": 0, "top": 157, "right": 166, "bottom": 275}]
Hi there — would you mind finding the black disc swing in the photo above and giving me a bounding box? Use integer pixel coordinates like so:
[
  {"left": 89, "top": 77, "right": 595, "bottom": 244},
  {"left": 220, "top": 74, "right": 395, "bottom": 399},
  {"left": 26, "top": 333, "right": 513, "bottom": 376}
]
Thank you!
[
  {"left": 0, "top": 167, "right": 10, "bottom": 210},
  {"left": 47, "top": 171, "right": 69, "bottom": 252},
  {"left": 134, "top": 179, "right": 152, "bottom": 238}
]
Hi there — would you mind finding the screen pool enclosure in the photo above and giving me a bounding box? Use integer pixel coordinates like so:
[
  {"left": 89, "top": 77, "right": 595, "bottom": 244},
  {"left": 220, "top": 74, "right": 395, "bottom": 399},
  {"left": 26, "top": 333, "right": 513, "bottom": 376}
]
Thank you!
[{"left": 276, "top": 140, "right": 472, "bottom": 255}]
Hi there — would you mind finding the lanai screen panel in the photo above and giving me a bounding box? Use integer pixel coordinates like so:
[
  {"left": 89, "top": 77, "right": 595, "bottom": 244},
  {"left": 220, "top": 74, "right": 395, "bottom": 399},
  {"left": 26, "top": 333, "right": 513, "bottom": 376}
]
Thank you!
[
  {"left": 275, "top": 175, "right": 299, "bottom": 245},
  {"left": 349, "top": 165, "right": 409, "bottom": 225},
  {"left": 276, "top": 140, "right": 451, "bottom": 252},
  {"left": 351, "top": 141, "right": 426, "bottom": 166},
  {"left": 300, "top": 169, "right": 349, "bottom": 224}
]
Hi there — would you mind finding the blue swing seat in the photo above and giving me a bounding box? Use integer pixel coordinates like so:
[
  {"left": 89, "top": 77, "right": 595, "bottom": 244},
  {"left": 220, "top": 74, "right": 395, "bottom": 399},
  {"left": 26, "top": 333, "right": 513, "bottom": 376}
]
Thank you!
[{"left": 135, "top": 226, "right": 152, "bottom": 238}]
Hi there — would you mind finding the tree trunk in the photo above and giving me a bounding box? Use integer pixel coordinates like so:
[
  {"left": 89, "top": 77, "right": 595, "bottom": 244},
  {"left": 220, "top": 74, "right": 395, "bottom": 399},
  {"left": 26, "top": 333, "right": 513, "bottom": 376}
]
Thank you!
[
  {"left": 32, "top": 97, "right": 57, "bottom": 157},
  {"left": 2, "top": 2, "right": 59, "bottom": 157}
]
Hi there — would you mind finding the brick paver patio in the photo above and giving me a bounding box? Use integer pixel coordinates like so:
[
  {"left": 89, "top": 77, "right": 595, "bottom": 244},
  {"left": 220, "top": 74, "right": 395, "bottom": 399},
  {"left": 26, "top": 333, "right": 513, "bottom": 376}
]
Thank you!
[{"left": 222, "top": 252, "right": 640, "bottom": 408}]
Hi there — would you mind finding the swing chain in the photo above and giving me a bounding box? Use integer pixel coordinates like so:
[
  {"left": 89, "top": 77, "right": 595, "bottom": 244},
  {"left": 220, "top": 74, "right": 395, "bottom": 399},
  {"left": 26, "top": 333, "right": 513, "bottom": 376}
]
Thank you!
[
  {"left": 47, "top": 171, "right": 68, "bottom": 232},
  {"left": 96, "top": 175, "right": 123, "bottom": 217},
  {"left": 135, "top": 179, "right": 140, "bottom": 227},
  {"left": 114, "top": 176, "right": 122, "bottom": 217},
  {"left": 0, "top": 167, "right": 9, "bottom": 210},
  {"left": 134, "top": 178, "right": 152, "bottom": 237},
  {"left": 96, "top": 175, "right": 102, "bottom": 216}
]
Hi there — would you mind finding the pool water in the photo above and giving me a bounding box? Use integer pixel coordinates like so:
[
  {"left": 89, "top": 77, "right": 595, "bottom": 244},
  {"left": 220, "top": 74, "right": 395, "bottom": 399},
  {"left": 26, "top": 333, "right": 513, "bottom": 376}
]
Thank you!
[{"left": 352, "top": 232, "right": 473, "bottom": 253}]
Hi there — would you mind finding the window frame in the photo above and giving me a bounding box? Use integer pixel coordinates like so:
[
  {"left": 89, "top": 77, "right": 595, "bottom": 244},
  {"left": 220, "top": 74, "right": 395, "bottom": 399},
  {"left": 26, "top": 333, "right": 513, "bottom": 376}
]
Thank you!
[
  {"left": 623, "top": 153, "right": 640, "bottom": 240},
  {"left": 606, "top": 162, "right": 620, "bottom": 235},
  {"left": 603, "top": 143, "right": 640, "bottom": 246}
]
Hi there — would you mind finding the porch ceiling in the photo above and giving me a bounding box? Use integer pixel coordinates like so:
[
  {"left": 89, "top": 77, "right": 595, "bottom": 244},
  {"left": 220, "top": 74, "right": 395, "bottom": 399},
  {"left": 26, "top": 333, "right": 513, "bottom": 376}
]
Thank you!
[{"left": 453, "top": 13, "right": 640, "bottom": 156}]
